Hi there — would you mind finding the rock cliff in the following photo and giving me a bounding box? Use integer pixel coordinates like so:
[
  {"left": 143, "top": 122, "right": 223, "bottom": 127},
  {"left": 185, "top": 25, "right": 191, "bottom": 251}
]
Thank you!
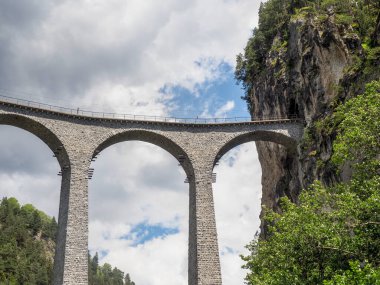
[{"left": 236, "top": 2, "right": 380, "bottom": 235}]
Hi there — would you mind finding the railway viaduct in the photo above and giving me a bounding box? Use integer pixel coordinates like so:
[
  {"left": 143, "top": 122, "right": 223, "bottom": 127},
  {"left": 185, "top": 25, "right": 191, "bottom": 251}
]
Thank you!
[{"left": 0, "top": 97, "right": 304, "bottom": 285}]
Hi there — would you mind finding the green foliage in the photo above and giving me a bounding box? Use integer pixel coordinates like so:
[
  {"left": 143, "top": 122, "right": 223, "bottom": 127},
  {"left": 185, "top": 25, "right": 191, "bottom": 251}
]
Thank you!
[
  {"left": 88, "top": 252, "right": 135, "bottom": 285},
  {"left": 235, "top": 0, "right": 290, "bottom": 106},
  {"left": 324, "top": 261, "right": 380, "bottom": 285},
  {"left": 335, "top": 14, "right": 353, "bottom": 26},
  {"left": 300, "top": 126, "right": 315, "bottom": 152},
  {"left": 0, "top": 197, "right": 56, "bottom": 284},
  {"left": 242, "top": 81, "right": 380, "bottom": 284},
  {"left": 0, "top": 197, "right": 135, "bottom": 285},
  {"left": 363, "top": 46, "right": 380, "bottom": 74},
  {"left": 332, "top": 80, "right": 380, "bottom": 177},
  {"left": 124, "top": 273, "right": 135, "bottom": 285}
]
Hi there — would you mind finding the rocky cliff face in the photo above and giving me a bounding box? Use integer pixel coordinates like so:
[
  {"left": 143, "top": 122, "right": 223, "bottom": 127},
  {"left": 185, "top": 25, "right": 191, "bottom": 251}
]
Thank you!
[{"left": 247, "top": 13, "right": 371, "bottom": 230}]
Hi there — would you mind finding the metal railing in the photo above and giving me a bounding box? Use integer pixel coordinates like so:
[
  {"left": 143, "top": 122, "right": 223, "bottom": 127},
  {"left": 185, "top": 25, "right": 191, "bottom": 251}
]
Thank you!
[{"left": 0, "top": 94, "right": 301, "bottom": 124}]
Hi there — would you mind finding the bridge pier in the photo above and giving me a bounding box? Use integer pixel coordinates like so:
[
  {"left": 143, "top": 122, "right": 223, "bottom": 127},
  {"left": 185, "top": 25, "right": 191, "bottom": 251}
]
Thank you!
[
  {"left": 189, "top": 164, "right": 222, "bottom": 285},
  {"left": 54, "top": 160, "right": 89, "bottom": 285}
]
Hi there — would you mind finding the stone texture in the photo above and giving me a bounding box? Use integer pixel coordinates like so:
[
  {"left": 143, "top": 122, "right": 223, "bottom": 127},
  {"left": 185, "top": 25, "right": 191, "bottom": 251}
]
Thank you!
[
  {"left": 245, "top": 15, "right": 359, "bottom": 221},
  {"left": 0, "top": 101, "right": 303, "bottom": 285}
]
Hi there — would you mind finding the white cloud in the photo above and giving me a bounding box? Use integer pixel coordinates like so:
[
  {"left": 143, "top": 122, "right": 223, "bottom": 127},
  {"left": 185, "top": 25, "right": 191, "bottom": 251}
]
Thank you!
[
  {"left": 88, "top": 142, "right": 188, "bottom": 227},
  {"left": 0, "top": 0, "right": 260, "bottom": 115},
  {"left": 88, "top": 142, "right": 189, "bottom": 284},
  {"left": 0, "top": 126, "right": 61, "bottom": 218},
  {"left": 215, "top": 100, "right": 235, "bottom": 117},
  {"left": 214, "top": 143, "right": 262, "bottom": 284},
  {"left": 0, "top": 172, "right": 60, "bottom": 217},
  {"left": 201, "top": 100, "right": 236, "bottom": 118},
  {"left": 103, "top": 232, "right": 188, "bottom": 285}
]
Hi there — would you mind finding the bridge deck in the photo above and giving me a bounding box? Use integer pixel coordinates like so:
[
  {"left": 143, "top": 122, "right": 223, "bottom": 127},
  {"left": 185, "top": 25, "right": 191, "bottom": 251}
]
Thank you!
[{"left": 0, "top": 95, "right": 303, "bottom": 126}]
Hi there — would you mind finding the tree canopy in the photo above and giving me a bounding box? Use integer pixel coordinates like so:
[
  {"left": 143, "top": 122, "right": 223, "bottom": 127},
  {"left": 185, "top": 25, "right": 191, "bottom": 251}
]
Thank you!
[
  {"left": 0, "top": 197, "right": 56, "bottom": 284},
  {"left": 0, "top": 197, "right": 135, "bottom": 285}
]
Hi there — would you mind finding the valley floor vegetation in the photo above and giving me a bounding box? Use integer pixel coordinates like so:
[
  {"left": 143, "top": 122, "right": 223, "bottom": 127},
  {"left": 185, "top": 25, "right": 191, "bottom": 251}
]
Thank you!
[{"left": 0, "top": 197, "right": 135, "bottom": 285}]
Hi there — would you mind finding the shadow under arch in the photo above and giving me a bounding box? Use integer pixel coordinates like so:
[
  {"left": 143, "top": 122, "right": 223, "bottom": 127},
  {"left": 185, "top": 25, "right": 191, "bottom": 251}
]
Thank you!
[
  {"left": 94, "top": 129, "right": 195, "bottom": 178},
  {"left": 214, "top": 130, "right": 298, "bottom": 167},
  {"left": 0, "top": 113, "right": 70, "bottom": 167}
]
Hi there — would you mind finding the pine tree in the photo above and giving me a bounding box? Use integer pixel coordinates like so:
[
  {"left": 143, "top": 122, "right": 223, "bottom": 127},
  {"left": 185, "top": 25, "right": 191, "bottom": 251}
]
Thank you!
[{"left": 124, "top": 273, "right": 135, "bottom": 285}]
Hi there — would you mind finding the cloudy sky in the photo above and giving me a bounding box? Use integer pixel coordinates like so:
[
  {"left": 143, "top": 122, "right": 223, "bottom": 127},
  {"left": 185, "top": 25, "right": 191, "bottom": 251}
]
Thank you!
[{"left": 0, "top": 0, "right": 263, "bottom": 284}]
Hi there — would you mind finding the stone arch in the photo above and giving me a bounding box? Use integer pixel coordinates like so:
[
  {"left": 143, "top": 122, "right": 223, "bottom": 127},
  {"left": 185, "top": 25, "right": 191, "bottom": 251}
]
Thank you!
[
  {"left": 0, "top": 113, "right": 70, "bottom": 167},
  {"left": 0, "top": 112, "right": 72, "bottom": 284},
  {"left": 94, "top": 129, "right": 194, "bottom": 178},
  {"left": 214, "top": 130, "right": 298, "bottom": 167},
  {"left": 90, "top": 129, "right": 193, "bottom": 283}
]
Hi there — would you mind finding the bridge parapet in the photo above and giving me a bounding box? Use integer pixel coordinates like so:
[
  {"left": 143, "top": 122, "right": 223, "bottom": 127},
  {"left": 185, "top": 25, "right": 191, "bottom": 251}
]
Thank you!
[{"left": 0, "top": 94, "right": 303, "bottom": 125}]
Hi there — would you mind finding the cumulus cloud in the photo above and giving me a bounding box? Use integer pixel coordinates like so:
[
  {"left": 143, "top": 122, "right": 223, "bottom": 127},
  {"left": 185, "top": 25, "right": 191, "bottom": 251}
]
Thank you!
[
  {"left": 215, "top": 100, "right": 235, "bottom": 117},
  {"left": 0, "top": 126, "right": 58, "bottom": 175},
  {"left": 88, "top": 142, "right": 188, "bottom": 284},
  {"left": 0, "top": 0, "right": 260, "bottom": 113},
  {"left": 0, "top": 126, "right": 61, "bottom": 217},
  {"left": 214, "top": 143, "right": 262, "bottom": 284}
]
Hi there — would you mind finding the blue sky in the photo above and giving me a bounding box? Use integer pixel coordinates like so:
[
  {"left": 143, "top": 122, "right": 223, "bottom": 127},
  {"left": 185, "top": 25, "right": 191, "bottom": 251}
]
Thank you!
[
  {"left": 0, "top": 0, "right": 263, "bottom": 284},
  {"left": 163, "top": 62, "right": 249, "bottom": 119},
  {"left": 124, "top": 222, "right": 180, "bottom": 247}
]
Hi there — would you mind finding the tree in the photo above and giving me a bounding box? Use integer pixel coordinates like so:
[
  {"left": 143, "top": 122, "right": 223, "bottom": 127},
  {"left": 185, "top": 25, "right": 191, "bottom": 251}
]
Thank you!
[
  {"left": 324, "top": 261, "right": 380, "bottom": 285},
  {"left": 92, "top": 252, "right": 99, "bottom": 274},
  {"left": 0, "top": 197, "right": 134, "bottom": 284},
  {"left": 332, "top": 80, "right": 380, "bottom": 179},
  {"left": 0, "top": 197, "right": 53, "bottom": 284},
  {"left": 111, "top": 267, "right": 124, "bottom": 285},
  {"left": 125, "top": 273, "right": 136, "bottom": 285}
]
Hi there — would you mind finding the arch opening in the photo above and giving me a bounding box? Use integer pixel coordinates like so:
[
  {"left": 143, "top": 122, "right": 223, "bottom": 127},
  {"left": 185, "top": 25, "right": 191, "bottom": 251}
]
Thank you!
[
  {"left": 94, "top": 130, "right": 194, "bottom": 178},
  {"left": 88, "top": 136, "right": 190, "bottom": 284},
  {"left": 0, "top": 114, "right": 70, "bottom": 168},
  {"left": 0, "top": 124, "right": 62, "bottom": 284},
  {"left": 214, "top": 130, "right": 298, "bottom": 167},
  {"left": 212, "top": 131, "right": 299, "bottom": 284},
  {"left": 213, "top": 142, "right": 262, "bottom": 284}
]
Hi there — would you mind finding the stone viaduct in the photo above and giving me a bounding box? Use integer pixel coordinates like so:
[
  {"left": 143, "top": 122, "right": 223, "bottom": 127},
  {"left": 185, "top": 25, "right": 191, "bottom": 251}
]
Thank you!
[{"left": 0, "top": 97, "right": 304, "bottom": 285}]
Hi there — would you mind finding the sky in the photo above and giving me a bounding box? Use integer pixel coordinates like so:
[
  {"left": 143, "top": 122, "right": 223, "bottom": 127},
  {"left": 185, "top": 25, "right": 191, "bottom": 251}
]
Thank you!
[{"left": 0, "top": 0, "right": 263, "bottom": 284}]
